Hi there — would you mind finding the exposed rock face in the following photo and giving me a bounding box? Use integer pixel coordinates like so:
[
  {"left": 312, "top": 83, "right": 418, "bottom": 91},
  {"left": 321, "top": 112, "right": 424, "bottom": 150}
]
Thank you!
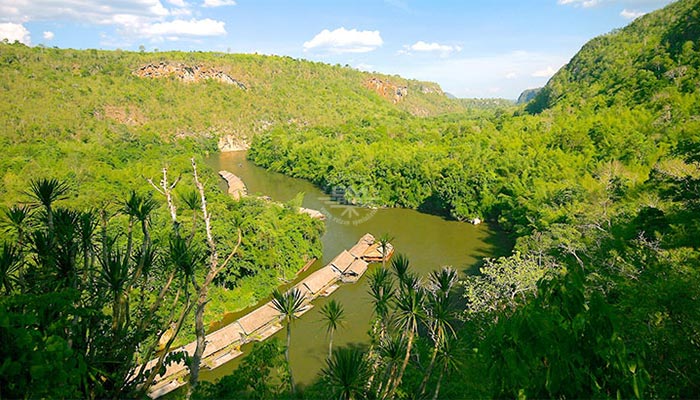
[
  {"left": 134, "top": 62, "right": 247, "bottom": 89},
  {"left": 218, "top": 135, "right": 250, "bottom": 152},
  {"left": 419, "top": 84, "right": 443, "bottom": 95},
  {"left": 94, "top": 105, "right": 146, "bottom": 125},
  {"left": 364, "top": 77, "right": 408, "bottom": 103}
]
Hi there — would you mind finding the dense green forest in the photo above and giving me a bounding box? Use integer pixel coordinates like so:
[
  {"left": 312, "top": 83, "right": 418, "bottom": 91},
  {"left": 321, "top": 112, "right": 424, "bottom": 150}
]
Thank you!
[
  {"left": 245, "top": 0, "right": 700, "bottom": 398},
  {"left": 2, "top": 0, "right": 700, "bottom": 398}
]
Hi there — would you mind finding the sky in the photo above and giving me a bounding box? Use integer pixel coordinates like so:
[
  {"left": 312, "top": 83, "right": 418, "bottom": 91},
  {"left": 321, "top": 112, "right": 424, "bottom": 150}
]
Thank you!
[{"left": 0, "top": 0, "right": 675, "bottom": 99}]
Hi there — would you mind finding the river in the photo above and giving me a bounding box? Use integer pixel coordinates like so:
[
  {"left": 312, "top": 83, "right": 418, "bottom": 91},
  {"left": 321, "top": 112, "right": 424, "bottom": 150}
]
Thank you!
[{"left": 200, "top": 151, "right": 510, "bottom": 389}]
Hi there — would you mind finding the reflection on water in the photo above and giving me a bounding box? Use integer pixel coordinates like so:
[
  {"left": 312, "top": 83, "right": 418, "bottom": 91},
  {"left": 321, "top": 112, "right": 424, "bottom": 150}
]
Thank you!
[{"left": 201, "top": 151, "right": 510, "bottom": 386}]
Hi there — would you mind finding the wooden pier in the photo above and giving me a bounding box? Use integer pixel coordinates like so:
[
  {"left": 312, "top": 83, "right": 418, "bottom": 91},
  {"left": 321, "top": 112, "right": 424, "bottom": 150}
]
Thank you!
[{"left": 140, "top": 233, "right": 392, "bottom": 398}]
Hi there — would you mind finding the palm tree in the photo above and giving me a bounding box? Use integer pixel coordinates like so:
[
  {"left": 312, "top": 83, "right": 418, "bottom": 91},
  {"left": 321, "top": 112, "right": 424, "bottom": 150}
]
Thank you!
[
  {"left": 1, "top": 205, "right": 32, "bottom": 246},
  {"left": 99, "top": 247, "right": 131, "bottom": 333},
  {"left": 387, "top": 285, "right": 425, "bottom": 399},
  {"left": 427, "top": 266, "right": 458, "bottom": 299},
  {"left": 374, "top": 335, "right": 405, "bottom": 399},
  {"left": 377, "top": 233, "right": 393, "bottom": 269},
  {"left": 432, "top": 337, "right": 462, "bottom": 400},
  {"left": 390, "top": 253, "right": 410, "bottom": 285},
  {"left": 178, "top": 189, "right": 201, "bottom": 241},
  {"left": 0, "top": 242, "right": 22, "bottom": 294},
  {"left": 320, "top": 299, "right": 346, "bottom": 359},
  {"left": 321, "top": 347, "right": 371, "bottom": 400},
  {"left": 26, "top": 178, "right": 69, "bottom": 235},
  {"left": 368, "top": 267, "right": 395, "bottom": 340},
  {"left": 418, "top": 290, "right": 457, "bottom": 396},
  {"left": 271, "top": 287, "right": 306, "bottom": 394}
]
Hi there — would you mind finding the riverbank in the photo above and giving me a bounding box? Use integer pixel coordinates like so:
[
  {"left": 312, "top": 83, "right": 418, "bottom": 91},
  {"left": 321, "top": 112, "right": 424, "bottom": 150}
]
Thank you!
[
  {"left": 202, "top": 151, "right": 510, "bottom": 386},
  {"left": 142, "top": 233, "right": 392, "bottom": 398}
]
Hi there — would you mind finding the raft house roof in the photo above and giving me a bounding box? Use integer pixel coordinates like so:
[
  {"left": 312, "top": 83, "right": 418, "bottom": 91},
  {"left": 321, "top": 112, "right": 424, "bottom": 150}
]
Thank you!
[{"left": 237, "top": 302, "right": 281, "bottom": 335}]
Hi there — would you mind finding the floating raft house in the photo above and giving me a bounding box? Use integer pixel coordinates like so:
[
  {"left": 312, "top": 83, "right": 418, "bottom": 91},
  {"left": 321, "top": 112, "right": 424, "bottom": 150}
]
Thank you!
[{"left": 141, "top": 232, "right": 392, "bottom": 398}]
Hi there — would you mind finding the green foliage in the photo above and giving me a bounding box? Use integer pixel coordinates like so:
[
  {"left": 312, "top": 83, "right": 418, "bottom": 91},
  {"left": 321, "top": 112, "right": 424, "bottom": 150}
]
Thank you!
[
  {"left": 193, "top": 339, "right": 289, "bottom": 400},
  {"left": 320, "top": 346, "right": 372, "bottom": 400}
]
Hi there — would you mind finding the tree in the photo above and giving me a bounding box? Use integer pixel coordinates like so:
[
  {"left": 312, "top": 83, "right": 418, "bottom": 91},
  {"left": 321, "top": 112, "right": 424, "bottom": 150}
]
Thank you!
[
  {"left": 377, "top": 233, "right": 393, "bottom": 270},
  {"left": 320, "top": 347, "right": 371, "bottom": 400},
  {"left": 386, "top": 284, "right": 425, "bottom": 399},
  {"left": 271, "top": 287, "right": 306, "bottom": 394},
  {"left": 418, "top": 267, "right": 458, "bottom": 397},
  {"left": 319, "top": 299, "right": 346, "bottom": 359},
  {"left": 26, "top": 178, "right": 69, "bottom": 235}
]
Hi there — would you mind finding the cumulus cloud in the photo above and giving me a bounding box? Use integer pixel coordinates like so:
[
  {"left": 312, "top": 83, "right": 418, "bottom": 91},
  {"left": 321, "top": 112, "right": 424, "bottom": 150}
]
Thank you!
[
  {"left": 139, "top": 18, "right": 226, "bottom": 38},
  {"left": 505, "top": 72, "right": 518, "bottom": 79},
  {"left": 557, "top": 0, "right": 600, "bottom": 7},
  {"left": 532, "top": 65, "right": 558, "bottom": 78},
  {"left": 0, "top": 0, "right": 169, "bottom": 24},
  {"left": 42, "top": 31, "right": 54, "bottom": 40},
  {"left": 0, "top": 0, "right": 228, "bottom": 44},
  {"left": 303, "top": 27, "right": 383, "bottom": 53},
  {"left": 0, "top": 22, "right": 30, "bottom": 44},
  {"left": 400, "top": 41, "right": 462, "bottom": 57},
  {"left": 620, "top": 8, "right": 645, "bottom": 19},
  {"left": 202, "top": 0, "right": 236, "bottom": 6}
]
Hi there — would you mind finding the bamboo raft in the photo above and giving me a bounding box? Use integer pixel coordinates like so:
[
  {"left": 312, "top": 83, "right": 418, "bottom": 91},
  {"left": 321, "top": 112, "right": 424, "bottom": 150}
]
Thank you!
[
  {"left": 141, "top": 233, "right": 392, "bottom": 398},
  {"left": 219, "top": 170, "right": 325, "bottom": 220}
]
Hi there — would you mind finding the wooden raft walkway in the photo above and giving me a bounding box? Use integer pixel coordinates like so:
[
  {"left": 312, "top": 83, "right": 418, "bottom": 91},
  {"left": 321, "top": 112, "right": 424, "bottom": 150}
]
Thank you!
[{"left": 142, "top": 233, "right": 392, "bottom": 398}]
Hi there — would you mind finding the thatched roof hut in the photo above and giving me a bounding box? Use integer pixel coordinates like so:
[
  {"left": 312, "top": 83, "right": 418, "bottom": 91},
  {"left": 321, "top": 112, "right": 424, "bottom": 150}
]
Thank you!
[
  {"left": 330, "top": 250, "right": 356, "bottom": 274},
  {"left": 341, "top": 258, "right": 369, "bottom": 283},
  {"left": 363, "top": 242, "right": 394, "bottom": 263},
  {"left": 300, "top": 266, "right": 341, "bottom": 296},
  {"left": 237, "top": 302, "right": 281, "bottom": 335},
  {"left": 349, "top": 233, "right": 375, "bottom": 258}
]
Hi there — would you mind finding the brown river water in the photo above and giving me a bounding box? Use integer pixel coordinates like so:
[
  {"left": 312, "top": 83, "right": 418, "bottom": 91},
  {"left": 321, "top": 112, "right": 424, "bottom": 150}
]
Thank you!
[{"left": 197, "top": 151, "right": 510, "bottom": 389}]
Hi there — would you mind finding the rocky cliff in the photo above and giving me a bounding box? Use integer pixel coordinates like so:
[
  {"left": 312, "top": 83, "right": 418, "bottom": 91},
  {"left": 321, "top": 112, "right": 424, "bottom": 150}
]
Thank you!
[
  {"left": 364, "top": 77, "right": 408, "bottom": 104},
  {"left": 134, "top": 62, "right": 247, "bottom": 89}
]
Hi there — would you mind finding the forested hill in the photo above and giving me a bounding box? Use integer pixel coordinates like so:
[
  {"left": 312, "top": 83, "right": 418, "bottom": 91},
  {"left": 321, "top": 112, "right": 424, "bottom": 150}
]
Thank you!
[
  {"left": 0, "top": 43, "right": 460, "bottom": 147},
  {"left": 529, "top": 0, "right": 700, "bottom": 113}
]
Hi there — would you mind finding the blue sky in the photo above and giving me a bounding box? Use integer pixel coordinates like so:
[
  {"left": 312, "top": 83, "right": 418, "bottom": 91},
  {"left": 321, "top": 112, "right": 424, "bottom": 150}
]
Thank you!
[{"left": 0, "top": 0, "right": 674, "bottom": 98}]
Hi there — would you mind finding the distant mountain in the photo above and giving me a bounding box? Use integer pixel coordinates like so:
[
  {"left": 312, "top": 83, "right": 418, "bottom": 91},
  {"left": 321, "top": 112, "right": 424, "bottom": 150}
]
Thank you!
[
  {"left": 458, "top": 98, "right": 514, "bottom": 110},
  {"left": 516, "top": 88, "right": 542, "bottom": 105},
  {"left": 528, "top": 0, "right": 700, "bottom": 114}
]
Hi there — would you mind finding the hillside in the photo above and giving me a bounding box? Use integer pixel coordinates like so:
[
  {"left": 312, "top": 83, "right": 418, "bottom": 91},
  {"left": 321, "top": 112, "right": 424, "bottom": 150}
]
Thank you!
[
  {"left": 246, "top": 2, "right": 700, "bottom": 396},
  {"left": 527, "top": 0, "right": 700, "bottom": 113},
  {"left": 0, "top": 43, "right": 467, "bottom": 205},
  {"left": 0, "top": 44, "right": 461, "bottom": 148}
]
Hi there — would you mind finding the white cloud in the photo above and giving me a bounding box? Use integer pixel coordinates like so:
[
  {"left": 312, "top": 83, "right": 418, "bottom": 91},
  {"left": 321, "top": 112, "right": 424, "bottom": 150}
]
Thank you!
[
  {"left": 505, "top": 72, "right": 518, "bottom": 79},
  {"left": 139, "top": 18, "right": 226, "bottom": 38},
  {"left": 0, "top": 0, "right": 170, "bottom": 24},
  {"left": 0, "top": 1, "right": 230, "bottom": 45},
  {"left": 0, "top": 22, "right": 30, "bottom": 44},
  {"left": 202, "top": 0, "right": 236, "bottom": 7},
  {"left": 303, "top": 27, "right": 383, "bottom": 53},
  {"left": 401, "top": 41, "right": 462, "bottom": 57},
  {"left": 532, "top": 65, "right": 558, "bottom": 78},
  {"left": 620, "top": 8, "right": 645, "bottom": 19},
  {"left": 557, "top": 0, "right": 600, "bottom": 7},
  {"left": 42, "top": 30, "right": 54, "bottom": 40}
]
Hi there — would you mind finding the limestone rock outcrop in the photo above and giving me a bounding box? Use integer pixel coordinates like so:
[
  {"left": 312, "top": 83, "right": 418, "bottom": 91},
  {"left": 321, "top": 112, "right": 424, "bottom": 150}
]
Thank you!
[
  {"left": 134, "top": 62, "right": 247, "bottom": 89},
  {"left": 364, "top": 77, "right": 408, "bottom": 104}
]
